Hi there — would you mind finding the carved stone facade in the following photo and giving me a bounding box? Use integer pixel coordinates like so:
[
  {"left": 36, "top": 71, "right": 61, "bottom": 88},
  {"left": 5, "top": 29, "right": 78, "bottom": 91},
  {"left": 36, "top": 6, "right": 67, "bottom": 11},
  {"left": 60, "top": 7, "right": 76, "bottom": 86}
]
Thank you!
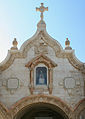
[{"left": 0, "top": 3, "right": 85, "bottom": 119}]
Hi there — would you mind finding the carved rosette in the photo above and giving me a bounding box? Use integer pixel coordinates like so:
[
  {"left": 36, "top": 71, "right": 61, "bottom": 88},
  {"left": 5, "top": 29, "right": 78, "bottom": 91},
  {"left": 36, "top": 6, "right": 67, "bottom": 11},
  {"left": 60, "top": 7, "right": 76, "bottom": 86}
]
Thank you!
[{"left": 25, "top": 54, "right": 57, "bottom": 94}]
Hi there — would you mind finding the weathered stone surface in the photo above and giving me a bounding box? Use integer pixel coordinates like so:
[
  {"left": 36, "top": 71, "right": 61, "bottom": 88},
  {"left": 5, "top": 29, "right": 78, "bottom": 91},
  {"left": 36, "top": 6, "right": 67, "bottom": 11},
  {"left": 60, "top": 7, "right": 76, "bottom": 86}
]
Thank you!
[
  {"left": 0, "top": 80, "right": 2, "bottom": 87},
  {"left": 64, "top": 77, "right": 75, "bottom": 89},
  {"left": 7, "top": 78, "right": 19, "bottom": 89}
]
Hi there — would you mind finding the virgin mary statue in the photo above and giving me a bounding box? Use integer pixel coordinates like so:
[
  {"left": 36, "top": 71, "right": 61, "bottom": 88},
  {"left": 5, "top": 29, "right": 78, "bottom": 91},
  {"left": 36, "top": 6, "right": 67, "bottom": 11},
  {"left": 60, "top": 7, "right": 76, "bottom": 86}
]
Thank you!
[{"left": 39, "top": 71, "right": 45, "bottom": 84}]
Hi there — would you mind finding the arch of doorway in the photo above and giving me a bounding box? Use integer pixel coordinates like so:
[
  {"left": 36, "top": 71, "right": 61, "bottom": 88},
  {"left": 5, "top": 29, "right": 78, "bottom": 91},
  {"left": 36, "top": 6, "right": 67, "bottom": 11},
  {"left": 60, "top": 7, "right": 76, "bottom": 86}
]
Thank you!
[
  {"left": 0, "top": 102, "right": 11, "bottom": 119},
  {"left": 16, "top": 103, "right": 69, "bottom": 119},
  {"left": 73, "top": 98, "right": 85, "bottom": 119},
  {"left": 10, "top": 95, "right": 73, "bottom": 119}
]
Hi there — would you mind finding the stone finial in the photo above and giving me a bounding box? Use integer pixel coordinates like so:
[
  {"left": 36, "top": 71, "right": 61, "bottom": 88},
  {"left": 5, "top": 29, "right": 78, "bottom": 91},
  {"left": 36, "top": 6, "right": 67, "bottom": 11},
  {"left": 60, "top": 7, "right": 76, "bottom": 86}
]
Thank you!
[
  {"left": 65, "top": 38, "right": 72, "bottom": 50},
  {"left": 11, "top": 38, "right": 18, "bottom": 50}
]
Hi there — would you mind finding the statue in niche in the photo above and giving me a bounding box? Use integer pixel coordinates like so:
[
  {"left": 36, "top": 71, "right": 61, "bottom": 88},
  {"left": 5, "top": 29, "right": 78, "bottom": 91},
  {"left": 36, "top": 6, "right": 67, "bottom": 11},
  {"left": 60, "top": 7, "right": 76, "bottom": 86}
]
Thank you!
[
  {"left": 39, "top": 71, "right": 45, "bottom": 84},
  {"left": 36, "top": 67, "right": 47, "bottom": 85}
]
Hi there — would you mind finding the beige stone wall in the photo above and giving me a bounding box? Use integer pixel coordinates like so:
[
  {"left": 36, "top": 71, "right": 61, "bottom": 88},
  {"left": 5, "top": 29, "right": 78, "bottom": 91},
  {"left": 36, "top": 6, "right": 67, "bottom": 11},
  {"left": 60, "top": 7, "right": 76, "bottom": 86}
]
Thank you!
[{"left": 0, "top": 44, "right": 85, "bottom": 109}]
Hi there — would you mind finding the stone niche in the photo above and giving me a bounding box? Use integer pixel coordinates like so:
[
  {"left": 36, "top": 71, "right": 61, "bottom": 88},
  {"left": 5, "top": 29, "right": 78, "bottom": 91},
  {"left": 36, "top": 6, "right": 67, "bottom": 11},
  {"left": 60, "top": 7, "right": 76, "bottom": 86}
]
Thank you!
[{"left": 25, "top": 54, "right": 57, "bottom": 94}]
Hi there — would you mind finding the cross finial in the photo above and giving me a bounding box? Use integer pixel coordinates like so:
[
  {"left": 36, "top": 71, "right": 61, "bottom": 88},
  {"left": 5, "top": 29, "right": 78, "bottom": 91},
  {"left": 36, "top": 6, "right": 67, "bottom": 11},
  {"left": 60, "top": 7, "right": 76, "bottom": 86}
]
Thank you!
[{"left": 36, "top": 3, "right": 48, "bottom": 20}]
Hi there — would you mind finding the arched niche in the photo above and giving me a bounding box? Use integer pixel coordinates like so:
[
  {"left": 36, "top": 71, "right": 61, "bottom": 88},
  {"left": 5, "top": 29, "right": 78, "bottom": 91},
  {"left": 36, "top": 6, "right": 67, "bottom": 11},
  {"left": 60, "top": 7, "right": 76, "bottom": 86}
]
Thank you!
[{"left": 25, "top": 54, "right": 57, "bottom": 94}]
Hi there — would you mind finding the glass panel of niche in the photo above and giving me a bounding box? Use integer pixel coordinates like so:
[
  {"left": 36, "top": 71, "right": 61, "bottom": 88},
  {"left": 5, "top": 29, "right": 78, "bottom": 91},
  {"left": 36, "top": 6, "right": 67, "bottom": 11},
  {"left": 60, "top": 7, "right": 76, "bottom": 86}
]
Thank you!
[
  {"left": 36, "top": 67, "right": 47, "bottom": 85},
  {"left": 34, "top": 64, "right": 48, "bottom": 87}
]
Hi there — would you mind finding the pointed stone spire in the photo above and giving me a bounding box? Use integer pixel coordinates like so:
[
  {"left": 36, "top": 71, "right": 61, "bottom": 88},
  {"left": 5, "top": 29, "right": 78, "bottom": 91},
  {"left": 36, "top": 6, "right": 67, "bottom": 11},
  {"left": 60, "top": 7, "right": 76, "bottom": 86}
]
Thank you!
[
  {"left": 65, "top": 38, "right": 72, "bottom": 50},
  {"left": 11, "top": 38, "right": 18, "bottom": 50},
  {"left": 36, "top": 3, "right": 48, "bottom": 31}
]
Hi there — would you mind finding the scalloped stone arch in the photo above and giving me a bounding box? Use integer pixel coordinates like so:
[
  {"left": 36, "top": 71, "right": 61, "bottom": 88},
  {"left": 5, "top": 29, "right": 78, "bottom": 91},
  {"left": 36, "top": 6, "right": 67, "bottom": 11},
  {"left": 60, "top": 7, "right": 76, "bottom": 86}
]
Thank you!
[{"left": 10, "top": 95, "right": 73, "bottom": 119}]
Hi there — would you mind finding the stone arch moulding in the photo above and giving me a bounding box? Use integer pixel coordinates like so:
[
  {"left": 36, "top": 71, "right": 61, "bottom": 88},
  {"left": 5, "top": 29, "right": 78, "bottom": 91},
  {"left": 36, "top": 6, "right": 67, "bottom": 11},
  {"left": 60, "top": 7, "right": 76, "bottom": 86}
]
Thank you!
[
  {"left": 25, "top": 54, "right": 57, "bottom": 94},
  {"left": 9, "top": 95, "right": 73, "bottom": 119},
  {"left": 0, "top": 102, "right": 11, "bottom": 119},
  {"left": 73, "top": 98, "right": 85, "bottom": 119}
]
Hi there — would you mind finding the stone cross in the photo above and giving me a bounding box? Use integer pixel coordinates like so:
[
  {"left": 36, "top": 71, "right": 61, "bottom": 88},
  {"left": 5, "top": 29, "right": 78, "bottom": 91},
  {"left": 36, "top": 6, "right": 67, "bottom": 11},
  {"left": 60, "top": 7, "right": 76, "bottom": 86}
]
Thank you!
[{"left": 36, "top": 3, "right": 48, "bottom": 20}]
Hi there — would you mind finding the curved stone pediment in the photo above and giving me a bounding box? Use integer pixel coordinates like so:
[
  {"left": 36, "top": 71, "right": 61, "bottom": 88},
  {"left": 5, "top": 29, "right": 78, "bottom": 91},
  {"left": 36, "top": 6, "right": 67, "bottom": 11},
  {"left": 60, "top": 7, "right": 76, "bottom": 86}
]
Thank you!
[
  {"left": 0, "top": 30, "right": 62, "bottom": 71},
  {"left": 25, "top": 54, "right": 57, "bottom": 68},
  {"left": 20, "top": 31, "right": 63, "bottom": 54},
  {"left": 0, "top": 30, "right": 85, "bottom": 74}
]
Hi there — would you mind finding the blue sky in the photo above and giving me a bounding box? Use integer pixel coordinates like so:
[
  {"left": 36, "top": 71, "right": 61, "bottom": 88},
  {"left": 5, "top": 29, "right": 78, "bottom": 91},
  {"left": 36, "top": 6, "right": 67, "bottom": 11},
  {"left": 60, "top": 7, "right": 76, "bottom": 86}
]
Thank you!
[{"left": 0, "top": 0, "right": 85, "bottom": 62}]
